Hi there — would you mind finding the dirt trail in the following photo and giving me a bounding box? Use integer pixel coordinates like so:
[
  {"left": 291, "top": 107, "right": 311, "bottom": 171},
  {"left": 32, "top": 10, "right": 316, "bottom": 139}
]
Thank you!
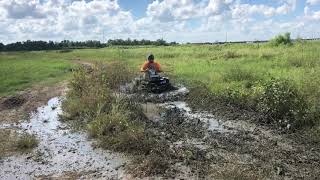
[{"left": 0, "top": 97, "right": 127, "bottom": 179}]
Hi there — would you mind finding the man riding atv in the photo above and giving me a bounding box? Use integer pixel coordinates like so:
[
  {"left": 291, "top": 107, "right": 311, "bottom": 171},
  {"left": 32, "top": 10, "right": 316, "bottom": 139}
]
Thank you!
[
  {"left": 141, "top": 54, "right": 161, "bottom": 73},
  {"left": 139, "top": 54, "right": 171, "bottom": 93}
]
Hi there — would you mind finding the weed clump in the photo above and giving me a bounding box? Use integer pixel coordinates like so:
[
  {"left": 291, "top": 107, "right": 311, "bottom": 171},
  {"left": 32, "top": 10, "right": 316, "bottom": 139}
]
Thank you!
[
  {"left": 15, "top": 133, "right": 38, "bottom": 150},
  {"left": 269, "top": 32, "right": 292, "bottom": 46},
  {"left": 223, "top": 66, "right": 257, "bottom": 82},
  {"left": 223, "top": 51, "right": 240, "bottom": 59},
  {"left": 87, "top": 100, "right": 147, "bottom": 153},
  {"left": 258, "top": 78, "right": 310, "bottom": 128}
]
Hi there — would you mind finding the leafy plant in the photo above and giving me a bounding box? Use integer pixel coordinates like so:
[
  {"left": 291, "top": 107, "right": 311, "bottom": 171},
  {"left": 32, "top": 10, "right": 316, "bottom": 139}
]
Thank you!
[
  {"left": 258, "top": 78, "right": 308, "bottom": 127},
  {"left": 269, "top": 32, "right": 292, "bottom": 46},
  {"left": 15, "top": 133, "right": 38, "bottom": 150}
]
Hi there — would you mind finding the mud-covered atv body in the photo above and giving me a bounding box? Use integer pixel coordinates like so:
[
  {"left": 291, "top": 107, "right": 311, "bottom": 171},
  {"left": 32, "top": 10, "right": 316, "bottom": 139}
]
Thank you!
[{"left": 139, "top": 69, "right": 172, "bottom": 93}]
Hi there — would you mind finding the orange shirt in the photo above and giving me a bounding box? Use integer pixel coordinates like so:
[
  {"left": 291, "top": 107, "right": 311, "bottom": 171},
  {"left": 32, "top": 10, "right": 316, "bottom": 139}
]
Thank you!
[{"left": 140, "top": 61, "right": 161, "bottom": 72}]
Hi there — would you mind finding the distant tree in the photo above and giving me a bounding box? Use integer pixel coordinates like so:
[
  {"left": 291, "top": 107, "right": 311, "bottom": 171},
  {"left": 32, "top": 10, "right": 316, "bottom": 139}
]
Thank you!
[
  {"left": 0, "top": 42, "right": 4, "bottom": 51},
  {"left": 170, "top": 41, "right": 178, "bottom": 46},
  {"left": 105, "top": 38, "right": 176, "bottom": 46},
  {"left": 269, "top": 32, "right": 293, "bottom": 46},
  {"left": 0, "top": 38, "right": 177, "bottom": 52},
  {"left": 155, "top": 39, "right": 167, "bottom": 46}
]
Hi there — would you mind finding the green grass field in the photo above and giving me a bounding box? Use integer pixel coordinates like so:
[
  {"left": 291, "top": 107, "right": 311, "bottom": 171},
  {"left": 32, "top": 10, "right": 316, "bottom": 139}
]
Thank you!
[
  {"left": 0, "top": 51, "right": 73, "bottom": 96},
  {"left": 1, "top": 42, "right": 320, "bottom": 127}
]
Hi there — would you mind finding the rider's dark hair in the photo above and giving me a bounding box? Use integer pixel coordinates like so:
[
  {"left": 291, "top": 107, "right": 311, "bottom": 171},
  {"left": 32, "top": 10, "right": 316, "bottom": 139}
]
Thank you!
[{"left": 147, "top": 53, "right": 154, "bottom": 61}]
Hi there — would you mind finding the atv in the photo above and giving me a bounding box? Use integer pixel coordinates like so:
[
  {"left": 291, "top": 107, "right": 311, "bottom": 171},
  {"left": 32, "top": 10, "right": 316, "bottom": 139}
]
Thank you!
[{"left": 139, "top": 69, "right": 172, "bottom": 93}]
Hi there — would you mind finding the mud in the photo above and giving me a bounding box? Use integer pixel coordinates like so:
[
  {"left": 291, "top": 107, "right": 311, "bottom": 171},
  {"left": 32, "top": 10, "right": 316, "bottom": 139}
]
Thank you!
[
  {"left": 0, "top": 97, "right": 127, "bottom": 179},
  {"left": 1, "top": 81, "right": 319, "bottom": 179},
  {"left": 0, "top": 95, "right": 26, "bottom": 110},
  {"left": 121, "top": 83, "right": 190, "bottom": 103},
  {"left": 136, "top": 86, "right": 320, "bottom": 179},
  {"left": 0, "top": 82, "right": 68, "bottom": 124}
]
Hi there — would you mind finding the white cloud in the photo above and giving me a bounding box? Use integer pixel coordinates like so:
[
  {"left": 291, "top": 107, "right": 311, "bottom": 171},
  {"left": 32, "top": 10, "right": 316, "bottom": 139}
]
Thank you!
[
  {"left": 146, "top": 0, "right": 199, "bottom": 21},
  {"left": 304, "top": 9, "right": 320, "bottom": 20},
  {"left": 0, "top": 0, "right": 136, "bottom": 43},
  {"left": 0, "top": 0, "right": 317, "bottom": 43},
  {"left": 204, "top": 0, "right": 233, "bottom": 15},
  {"left": 231, "top": 1, "right": 295, "bottom": 18},
  {"left": 0, "top": 0, "right": 46, "bottom": 19},
  {"left": 307, "top": 0, "right": 320, "bottom": 5}
]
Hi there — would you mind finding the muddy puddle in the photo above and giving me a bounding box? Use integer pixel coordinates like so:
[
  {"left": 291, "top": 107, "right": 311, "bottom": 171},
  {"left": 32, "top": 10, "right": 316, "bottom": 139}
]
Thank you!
[
  {"left": 138, "top": 85, "right": 235, "bottom": 134},
  {"left": 0, "top": 97, "right": 126, "bottom": 179},
  {"left": 161, "top": 101, "right": 234, "bottom": 133}
]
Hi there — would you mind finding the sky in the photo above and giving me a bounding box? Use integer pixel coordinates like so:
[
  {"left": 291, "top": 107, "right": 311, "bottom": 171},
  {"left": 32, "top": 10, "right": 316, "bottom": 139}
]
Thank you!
[{"left": 0, "top": 0, "right": 320, "bottom": 43}]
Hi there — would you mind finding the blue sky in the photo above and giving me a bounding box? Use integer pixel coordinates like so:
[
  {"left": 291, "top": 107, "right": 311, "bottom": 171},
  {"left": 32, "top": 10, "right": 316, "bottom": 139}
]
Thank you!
[
  {"left": 118, "top": 0, "right": 151, "bottom": 18},
  {"left": 0, "top": 0, "right": 320, "bottom": 43}
]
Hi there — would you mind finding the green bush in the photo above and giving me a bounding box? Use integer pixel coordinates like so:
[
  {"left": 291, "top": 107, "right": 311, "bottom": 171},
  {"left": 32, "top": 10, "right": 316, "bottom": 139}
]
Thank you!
[
  {"left": 258, "top": 78, "right": 308, "bottom": 127},
  {"left": 223, "top": 66, "right": 258, "bottom": 82},
  {"left": 269, "top": 32, "right": 292, "bottom": 46},
  {"left": 87, "top": 101, "right": 147, "bottom": 152},
  {"left": 62, "top": 62, "right": 129, "bottom": 121},
  {"left": 223, "top": 51, "right": 240, "bottom": 59},
  {"left": 15, "top": 133, "right": 38, "bottom": 150}
]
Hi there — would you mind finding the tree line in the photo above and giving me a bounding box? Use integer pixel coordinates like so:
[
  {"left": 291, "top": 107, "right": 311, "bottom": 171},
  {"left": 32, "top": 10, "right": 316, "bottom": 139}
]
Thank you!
[
  {"left": 106, "top": 38, "right": 177, "bottom": 46},
  {"left": 0, "top": 39, "right": 177, "bottom": 51}
]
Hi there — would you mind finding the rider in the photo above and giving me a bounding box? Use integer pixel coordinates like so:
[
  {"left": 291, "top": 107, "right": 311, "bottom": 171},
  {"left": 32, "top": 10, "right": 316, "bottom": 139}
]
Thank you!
[{"left": 140, "top": 53, "right": 161, "bottom": 73}]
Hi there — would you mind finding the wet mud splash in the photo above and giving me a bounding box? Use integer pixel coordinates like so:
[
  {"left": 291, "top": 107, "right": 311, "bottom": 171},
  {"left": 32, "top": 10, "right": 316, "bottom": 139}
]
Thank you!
[{"left": 0, "top": 97, "right": 126, "bottom": 179}]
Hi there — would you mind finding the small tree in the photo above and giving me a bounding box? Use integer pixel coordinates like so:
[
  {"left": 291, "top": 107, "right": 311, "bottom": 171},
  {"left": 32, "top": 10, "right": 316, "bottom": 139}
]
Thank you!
[
  {"left": 0, "top": 42, "right": 4, "bottom": 51},
  {"left": 269, "top": 32, "right": 292, "bottom": 46}
]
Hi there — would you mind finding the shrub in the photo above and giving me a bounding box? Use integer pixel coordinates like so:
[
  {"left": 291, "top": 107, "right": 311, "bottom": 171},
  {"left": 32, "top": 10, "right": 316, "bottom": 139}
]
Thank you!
[
  {"left": 223, "top": 51, "right": 240, "bottom": 59},
  {"left": 269, "top": 32, "right": 292, "bottom": 46},
  {"left": 15, "top": 133, "right": 38, "bottom": 150},
  {"left": 223, "top": 66, "right": 257, "bottom": 82},
  {"left": 258, "top": 78, "right": 308, "bottom": 127},
  {"left": 62, "top": 61, "right": 135, "bottom": 124},
  {"left": 224, "top": 86, "right": 253, "bottom": 108},
  {"left": 104, "top": 61, "right": 134, "bottom": 90},
  {"left": 88, "top": 102, "right": 147, "bottom": 152}
]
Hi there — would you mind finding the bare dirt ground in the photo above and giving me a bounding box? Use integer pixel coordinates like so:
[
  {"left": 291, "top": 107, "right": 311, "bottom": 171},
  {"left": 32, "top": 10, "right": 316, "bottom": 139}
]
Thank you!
[
  {"left": 0, "top": 81, "right": 68, "bottom": 124},
  {"left": 0, "top": 76, "right": 319, "bottom": 179}
]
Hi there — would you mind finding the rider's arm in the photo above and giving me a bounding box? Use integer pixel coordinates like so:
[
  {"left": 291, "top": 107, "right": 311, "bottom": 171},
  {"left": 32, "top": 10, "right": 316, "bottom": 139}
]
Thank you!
[
  {"left": 140, "top": 62, "right": 148, "bottom": 72},
  {"left": 156, "top": 62, "right": 162, "bottom": 72}
]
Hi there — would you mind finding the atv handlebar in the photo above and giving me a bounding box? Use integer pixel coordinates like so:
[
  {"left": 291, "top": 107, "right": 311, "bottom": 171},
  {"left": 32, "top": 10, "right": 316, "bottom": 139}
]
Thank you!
[{"left": 140, "top": 70, "right": 163, "bottom": 73}]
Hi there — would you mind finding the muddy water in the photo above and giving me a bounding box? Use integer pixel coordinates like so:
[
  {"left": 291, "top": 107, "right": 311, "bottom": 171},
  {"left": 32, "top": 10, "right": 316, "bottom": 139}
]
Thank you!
[
  {"left": 0, "top": 97, "right": 126, "bottom": 179},
  {"left": 162, "top": 101, "right": 233, "bottom": 133},
  {"left": 141, "top": 100, "right": 233, "bottom": 133}
]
